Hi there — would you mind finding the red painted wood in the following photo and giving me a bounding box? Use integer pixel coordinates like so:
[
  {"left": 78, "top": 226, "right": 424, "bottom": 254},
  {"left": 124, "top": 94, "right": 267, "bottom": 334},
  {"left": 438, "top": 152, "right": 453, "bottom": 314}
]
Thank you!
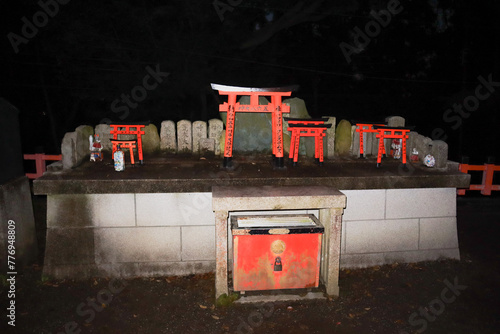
[{"left": 233, "top": 233, "right": 322, "bottom": 291}]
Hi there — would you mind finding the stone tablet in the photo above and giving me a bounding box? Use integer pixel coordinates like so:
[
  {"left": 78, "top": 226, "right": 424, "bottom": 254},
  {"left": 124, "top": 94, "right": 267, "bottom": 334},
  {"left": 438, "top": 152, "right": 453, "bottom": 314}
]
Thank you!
[
  {"left": 177, "top": 120, "right": 192, "bottom": 153},
  {"left": 208, "top": 119, "right": 223, "bottom": 156},
  {"left": 160, "top": 120, "right": 176, "bottom": 152},
  {"left": 192, "top": 121, "right": 207, "bottom": 154},
  {"left": 322, "top": 116, "right": 336, "bottom": 159}
]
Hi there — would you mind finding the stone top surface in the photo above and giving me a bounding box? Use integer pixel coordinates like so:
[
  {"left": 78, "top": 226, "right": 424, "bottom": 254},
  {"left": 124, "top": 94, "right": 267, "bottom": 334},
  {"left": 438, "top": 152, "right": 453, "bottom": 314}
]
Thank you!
[
  {"left": 33, "top": 154, "right": 470, "bottom": 195},
  {"left": 212, "top": 186, "right": 347, "bottom": 211},
  {"left": 212, "top": 185, "right": 345, "bottom": 199}
]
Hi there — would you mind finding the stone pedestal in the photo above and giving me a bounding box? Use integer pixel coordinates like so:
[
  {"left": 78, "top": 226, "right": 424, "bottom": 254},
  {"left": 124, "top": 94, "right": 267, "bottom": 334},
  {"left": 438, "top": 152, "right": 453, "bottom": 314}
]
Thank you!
[{"left": 212, "top": 186, "right": 346, "bottom": 299}]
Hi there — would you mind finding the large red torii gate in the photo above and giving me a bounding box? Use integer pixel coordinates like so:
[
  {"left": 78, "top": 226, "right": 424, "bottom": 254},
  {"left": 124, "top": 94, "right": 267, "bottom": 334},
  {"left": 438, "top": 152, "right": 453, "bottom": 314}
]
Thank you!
[{"left": 211, "top": 83, "right": 298, "bottom": 168}]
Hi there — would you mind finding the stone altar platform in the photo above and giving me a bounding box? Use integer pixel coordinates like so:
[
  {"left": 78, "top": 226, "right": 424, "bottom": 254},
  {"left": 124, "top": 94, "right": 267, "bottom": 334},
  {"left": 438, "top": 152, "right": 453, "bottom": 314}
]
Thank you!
[{"left": 33, "top": 154, "right": 470, "bottom": 281}]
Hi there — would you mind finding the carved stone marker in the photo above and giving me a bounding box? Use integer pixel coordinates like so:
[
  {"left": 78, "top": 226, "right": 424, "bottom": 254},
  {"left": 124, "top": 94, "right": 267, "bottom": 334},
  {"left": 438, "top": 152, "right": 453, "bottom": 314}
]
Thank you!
[
  {"left": 208, "top": 119, "right": 223, "bottom": 156},
  {"left": 177, "top": 120, "right": 192, "bottom": 153},
  {"left": 192, "top": 121, "right": 207, "bottom": 154},
  {"left": 160, "top": 120, "right": 176, "bottom": 152}
]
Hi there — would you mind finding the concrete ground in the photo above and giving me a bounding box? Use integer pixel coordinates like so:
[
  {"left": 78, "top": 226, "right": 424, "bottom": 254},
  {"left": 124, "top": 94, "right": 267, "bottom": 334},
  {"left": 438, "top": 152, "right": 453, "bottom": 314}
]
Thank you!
[{"left": 1, "top": 194, "right": 498, "bottom": 333}]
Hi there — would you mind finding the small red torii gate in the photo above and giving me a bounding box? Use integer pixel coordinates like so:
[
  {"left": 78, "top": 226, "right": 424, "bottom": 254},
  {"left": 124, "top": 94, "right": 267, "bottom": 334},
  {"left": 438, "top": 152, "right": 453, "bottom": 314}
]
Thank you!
[{"left": 211, "top": 83, "right": 298, "bottom": 168}]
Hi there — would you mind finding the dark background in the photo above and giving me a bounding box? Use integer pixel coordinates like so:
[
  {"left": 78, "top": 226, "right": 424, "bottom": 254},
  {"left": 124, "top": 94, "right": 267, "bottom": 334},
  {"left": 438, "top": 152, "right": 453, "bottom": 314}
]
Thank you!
[{"left": 1, "top": 0, "right": 499, "bottom": 163}]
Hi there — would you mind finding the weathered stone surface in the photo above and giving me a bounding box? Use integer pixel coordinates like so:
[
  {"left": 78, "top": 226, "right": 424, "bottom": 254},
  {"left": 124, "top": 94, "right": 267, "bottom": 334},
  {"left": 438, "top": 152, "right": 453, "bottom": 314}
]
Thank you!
[
  {"left": 192, "top": 121, "right": 207, "bottom": 154},
  {"left": 177, "top": 120, "right": 192, "bottom": 153},
  {"left": 95, "top": 227, "right": 181, "bottom": 264},
  {"left": 160, "top": 120, "right": 176, "bottom": 152},
  {"left": 414, "top": 133, "right": 433, "bottom": 162},
  {"left": 335, "top": 120, "right": 352, "bottom": 156},
  {"left": 385, "top": 116, "right": 405, "bottom": 127},
  {"left": 350, "top": 125, "right": 358, "bottom": 156},
  {"left": 345, "top": 219, "right": 419, "bottom": 253},
  {"left": 220, "top": 96, "right": 272, "bottom": 153},
  {"left": 386, "top": 188, "right": 456, "bottom": 219},
  {"left": 419, "top": 217, "right": 458, "bottom": 249},
  {"left": 0, "top": 176, "right": 37, "bottom": 270},
  {"left": 142, "top": 124, "right": 160, "bottom": 154},
  {"left": 407, "top": 131, "right": 418, "bottom": 160},
  {"left": 218, "top": 130, "right": 226, "bottom": 156},
  {"left": 62, "top": 125, "right": 94, "bottom": 169},
  {"left": 283, "top": 97, "right": 310, "bottom": 119},
  {"left": 208, "top": 119, "right": 223, "bottom": 156},
  {"left": 61, "top": 132, "right": 77, "bottom": 169},
  {"left": 44, "top": 228, "right": 94, "bottom": 265},
  {"left": 323, "top": 116, "right": 336, "bottom": 159},
  {"left": 431, "top": 140, "right": 448, "bottom": 169},
  {"left": 283, "top": 98, "right": 312, "bottom": 157},
  {"left": 182, "top": 226, "right": 215, "bottom": 261},
  {"left": 95, "top": 124, "right": 113, "bottom": 151},
  {"left": 283, "top": 133, "right": 291, "bottom": 156},
  {"left": 199, "top": 138, "right": 215, "bottom": 156}
]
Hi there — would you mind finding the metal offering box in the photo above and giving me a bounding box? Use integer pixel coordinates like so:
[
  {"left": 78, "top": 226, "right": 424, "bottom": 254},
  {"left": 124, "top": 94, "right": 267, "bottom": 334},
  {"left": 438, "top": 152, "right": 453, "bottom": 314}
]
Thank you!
[{"left": 231, "top": 214, "right": 324, "bottom": 292}]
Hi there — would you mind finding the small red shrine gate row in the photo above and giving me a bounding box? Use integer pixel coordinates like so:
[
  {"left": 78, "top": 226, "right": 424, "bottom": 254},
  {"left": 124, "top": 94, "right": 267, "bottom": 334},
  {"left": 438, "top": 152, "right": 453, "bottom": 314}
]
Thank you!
[
  {"left": 23, "top": 153, "right": 62, "bottom": 179},
  {"left": 109, "top": 122, "right": 149, "bottom": 165},
  {"left": 354, "top": 122, "right": 386, "bottom": 158},
  {"left": 211, "top": 83, "right": 298, "bottom": 168},
  {"left": 373, "top": 126, "right": 411, "bottom": 167},
  {"left": 457, "top": 163, "right": 500, "bottom": 195},
  {"left": 285, "top": 118, "right": 331, "bottom": 166}
]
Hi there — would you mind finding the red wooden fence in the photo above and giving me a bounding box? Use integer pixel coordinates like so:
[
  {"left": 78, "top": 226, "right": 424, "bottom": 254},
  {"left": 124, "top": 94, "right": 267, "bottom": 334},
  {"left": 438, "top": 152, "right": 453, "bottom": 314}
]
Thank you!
[
  {"left": 458, "top": 163, "right": 500, "bottom": 195},
  {"left": 23, "top": 153, "right": 62, "bottom": 179}
]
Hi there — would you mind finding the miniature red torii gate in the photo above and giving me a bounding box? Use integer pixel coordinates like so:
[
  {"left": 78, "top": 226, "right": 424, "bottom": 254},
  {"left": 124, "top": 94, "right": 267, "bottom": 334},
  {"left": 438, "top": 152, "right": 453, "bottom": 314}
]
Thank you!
[{"left": 211, "top": 83, "right": 298, "bottom": 168}]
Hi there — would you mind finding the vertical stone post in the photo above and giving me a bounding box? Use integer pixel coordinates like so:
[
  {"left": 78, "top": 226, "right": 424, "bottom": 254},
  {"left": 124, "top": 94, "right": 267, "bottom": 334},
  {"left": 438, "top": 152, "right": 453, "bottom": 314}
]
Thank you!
[
  {"left": 215, "top": 210, "right": 229, "bottom": 299},
  {"left": 160, "top": 120, "right": 177, "bottom": 152},
  {"left": 176, "top": 120, "right": 192, "bottom": 153},
  {"left": 192, "top": 121, "right": 208, "bottom": 154},
  {"left": 322, "top": 116, "right": 336, "bottom": 159},
  {"left": 319, "top": 207, "right": 344, "bottom": 297},
  {"left": 209, "top": 119, "right": 224, "bottom": 156}
]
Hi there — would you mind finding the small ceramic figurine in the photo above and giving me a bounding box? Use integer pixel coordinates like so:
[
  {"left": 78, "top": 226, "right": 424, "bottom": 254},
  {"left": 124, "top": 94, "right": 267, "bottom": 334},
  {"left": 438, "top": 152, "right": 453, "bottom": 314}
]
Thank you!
[
  {"left": 424, "top": 154, "right": 435, "bottom": 167},
  {"left": 114, "top": 145, "right": 125, "bottom": 171},
  {"left": 391, "top": 139, "right": 402, "bottom": 159},
  {"left": 410, "top": 148, "right": 419, "bottom": 162},
  {"left": 89, "top": 134, "right": 103, "bottom": 162}
]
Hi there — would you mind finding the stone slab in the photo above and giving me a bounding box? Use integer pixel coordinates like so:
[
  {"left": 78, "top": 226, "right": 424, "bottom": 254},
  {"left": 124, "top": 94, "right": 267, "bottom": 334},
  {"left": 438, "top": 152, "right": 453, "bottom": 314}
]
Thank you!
[
  {"left": 96, "top": 261, "right": 215, "bottom": 278},
  {"left": 44, "top": 228, "right": 95, "bottom": 265},
  {"left": 62, "top": 125, "right": 94, "bottom": 169},
  {"left": 47, "top": 194, "right": 136, "bottom": 227},
  {"left": 341, "top": 189, "right": 386, "bottom": 221},
  {"left": 419, "top": 217, "right": 459, "bottom": 249},
  {"left": 431, "top": 140, "right": 448, "bottom": 169},
  {"left": 192, "top": 121, "right": 207, "bottom": 154},
  {"left": 322, "top": 116, "right": 336, "bottom": 159},
  {"left": 182, "top": 225, "right": 215, "bottom": 261},
  {"left": 199, "top": 138, "right": 215, "bottom": 156},
  {"left": 212, "top": 186, "right": 346, "bottom": 211},
  {"left": 208, "top": 119, "right": 223, "bottom": 156},
  {"left": 236, "top": 292, "right": 326, "bottom": 304},
  {"left": 43, "top": 261, "right": 215, "bottom": 280},
  {"left": 345, "top": 219, "right": 419, "bottom": 253},
  {"left": 160, "top": 120, "right": 177, "bottom": 152},
  {"left": 386, "top": 188, "right": 456, "bottom": 219},
  {"left": 136, "top": 193, "right": 214, "bottom": 226},
  {"left": 177, "top": 120, "right": 192, "bottom": 153},
  {"left": 340, "top": 248, "right": 460, "bottom": 269},
  {"left": 33, "top": 156, "right": 471, "bottom": 195},
  {"left": 95, "top": 227, "right": 181, "bottom": 263}
]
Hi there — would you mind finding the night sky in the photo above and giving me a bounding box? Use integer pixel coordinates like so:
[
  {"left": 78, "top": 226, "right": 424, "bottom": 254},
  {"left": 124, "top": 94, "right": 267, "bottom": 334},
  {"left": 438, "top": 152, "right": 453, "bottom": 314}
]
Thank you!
[{"left": 1, "top": 0, "right": 499, "bottom": 163}]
